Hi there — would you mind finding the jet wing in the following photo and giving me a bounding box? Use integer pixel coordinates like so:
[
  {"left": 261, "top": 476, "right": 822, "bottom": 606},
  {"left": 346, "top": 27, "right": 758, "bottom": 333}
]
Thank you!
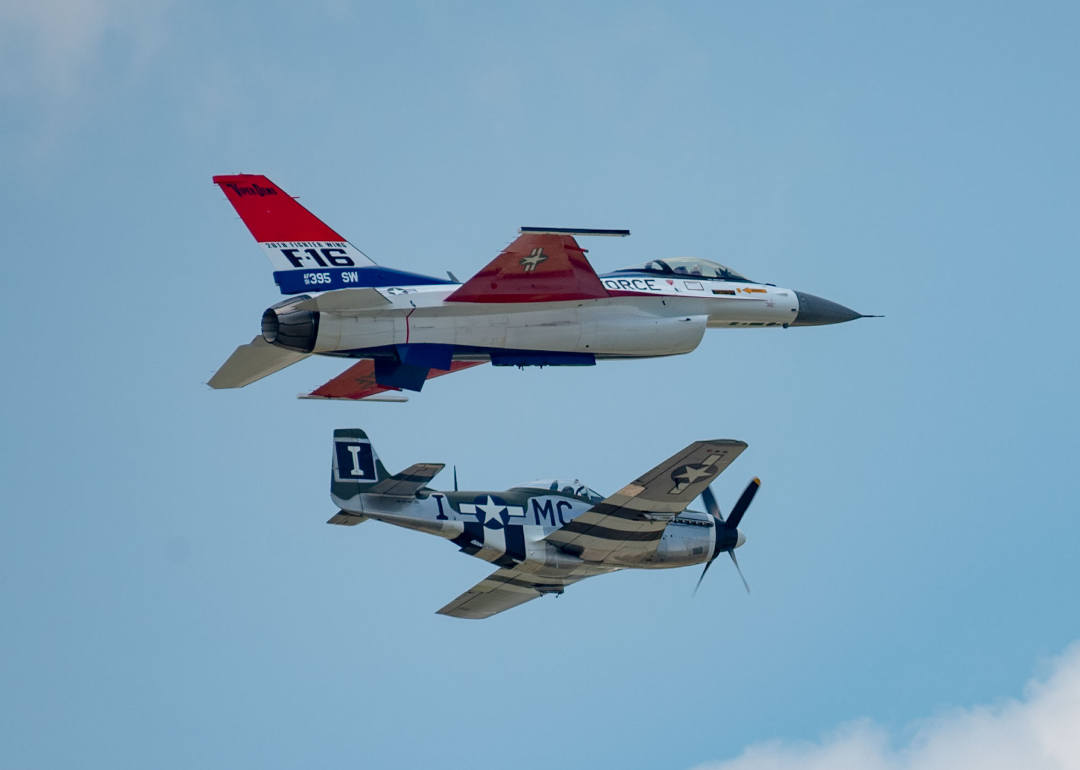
[
  {"left": 445, "top": 232, "right": 610, "bottom": 303},
  {"left": 436, "top": 567, "right": 591, "bottom": 620},
  {"left": 300, "top": 360, "right": 485, "bottom": 401},
  {"left": 543, "top": 439, "right": 748, "bottom": 564}
]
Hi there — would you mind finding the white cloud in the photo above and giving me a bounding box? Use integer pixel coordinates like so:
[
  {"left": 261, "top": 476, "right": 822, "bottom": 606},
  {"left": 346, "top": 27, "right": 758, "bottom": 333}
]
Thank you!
[{"left": 694, "top": 642, "right": 1080, "bottom": 770}]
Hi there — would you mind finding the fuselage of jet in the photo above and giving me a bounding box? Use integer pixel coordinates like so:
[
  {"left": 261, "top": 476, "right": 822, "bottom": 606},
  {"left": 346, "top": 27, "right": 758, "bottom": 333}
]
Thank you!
[{"left": 266, "top": 269, "right": 830, "bottom": 364}]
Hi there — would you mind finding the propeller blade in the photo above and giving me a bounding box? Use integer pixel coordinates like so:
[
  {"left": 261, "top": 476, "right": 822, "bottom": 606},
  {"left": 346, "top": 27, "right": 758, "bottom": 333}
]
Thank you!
[
  {"left": 729, "top": 551, "right": 750, "bottom": 594},
  {"left": 725, "top": 477, "right": 760, "bottom": 530},
  {"left": 693, "top": 558, "right": 715, "bottom": 596},
  {"left": 701, "top": 485, "right": 725, "bottom": 523},
  {"left": 453, "top": 465, "right": 459, "bottom": 492},
  {"left": 697, "top": 479, "right": 759, "bottom": 595}
]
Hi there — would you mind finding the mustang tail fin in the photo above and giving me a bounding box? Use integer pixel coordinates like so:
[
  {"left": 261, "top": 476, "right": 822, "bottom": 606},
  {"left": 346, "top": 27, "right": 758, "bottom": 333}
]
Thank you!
[
  {"left": 213, "top": 173, "right": 376, "bottom": 294},
  {"left": 331, "top": 429, "right": 392, "bottom": 505}
]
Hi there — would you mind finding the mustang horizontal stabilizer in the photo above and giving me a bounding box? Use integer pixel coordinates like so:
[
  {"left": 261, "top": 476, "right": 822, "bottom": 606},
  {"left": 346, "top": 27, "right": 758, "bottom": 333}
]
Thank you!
[
  {"left": 301, "top": 360, "right": 485, "bottom": 401},
  {"left": 436, "top": 567, "right": 589, "bottom": 620},
  {"left": 327, "top": 510, "right": 368, "bottom": 526},
  {"left": 543, "top": 439, "right": 748, "bottom": 563},
  {"left": 445, "top": 232, "right": 610, "bottom": 303},
  {"left": 208, "top": 336, "right": 309, "bottom": 389},
  {"left": 368, "top": 463, "right": 445, "bottom": 498}
]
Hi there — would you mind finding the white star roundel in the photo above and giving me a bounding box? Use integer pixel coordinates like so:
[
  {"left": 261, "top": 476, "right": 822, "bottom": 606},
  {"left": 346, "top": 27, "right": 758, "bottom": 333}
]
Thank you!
[{"left": 458, "top": 496, "right": 527, "bottom": 529}]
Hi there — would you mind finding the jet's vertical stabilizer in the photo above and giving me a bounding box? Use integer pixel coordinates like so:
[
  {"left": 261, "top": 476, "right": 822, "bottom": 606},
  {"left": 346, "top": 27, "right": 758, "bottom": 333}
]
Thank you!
[{"left": 213, "top": 173, "right": 376, "bottom": 294}]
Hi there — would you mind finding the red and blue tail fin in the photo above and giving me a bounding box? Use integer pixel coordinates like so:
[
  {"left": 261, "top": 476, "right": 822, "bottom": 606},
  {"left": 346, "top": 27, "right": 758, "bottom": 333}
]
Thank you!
[{"left": 213, "top": 174, "right": 376, "bottom": 294}]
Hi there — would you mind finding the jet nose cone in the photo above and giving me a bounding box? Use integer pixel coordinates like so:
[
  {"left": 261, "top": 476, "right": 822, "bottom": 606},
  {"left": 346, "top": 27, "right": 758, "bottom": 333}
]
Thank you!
[
  {"left": 735, "top": 530, "right": 746, "bottom": 549},
  {"left": 792, "top": 290, "right": 864, "bottom": 326}
]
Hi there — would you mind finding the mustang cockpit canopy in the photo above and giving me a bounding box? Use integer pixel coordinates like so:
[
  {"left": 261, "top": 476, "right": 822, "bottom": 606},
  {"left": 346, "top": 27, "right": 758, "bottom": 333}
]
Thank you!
[
  {"left": 514, "top": 478, "right": 604, "bottom": 503},
  {"left": 615, "top": 257, "right": 752, "bottom": 283}
]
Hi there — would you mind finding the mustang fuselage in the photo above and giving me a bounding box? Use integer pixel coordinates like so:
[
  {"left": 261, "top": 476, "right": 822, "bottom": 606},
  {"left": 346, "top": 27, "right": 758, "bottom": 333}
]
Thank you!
[{"left": 335, "top": 482, "right": 727, "bottom": 580}]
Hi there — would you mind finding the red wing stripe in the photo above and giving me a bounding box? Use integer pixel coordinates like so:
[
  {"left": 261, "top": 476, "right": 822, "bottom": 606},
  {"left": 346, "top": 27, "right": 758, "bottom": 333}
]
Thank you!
[{"left": 308, "top": 360, "right": 485, "bottom": 400}]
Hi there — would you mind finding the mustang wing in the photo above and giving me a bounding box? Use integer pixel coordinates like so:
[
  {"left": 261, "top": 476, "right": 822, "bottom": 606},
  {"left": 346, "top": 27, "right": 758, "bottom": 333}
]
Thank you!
[
  {"left": 300, "top": 360, "right": 485, "bottom": 401},
  {"left": 445, "top": 232, "right": 610, "bottom": 303},
  {"left": 437, "top": 567, "right": 593, "bottom": 620},
  {"left": 543, "top": 439, "right": 748, "bottom": 564}
]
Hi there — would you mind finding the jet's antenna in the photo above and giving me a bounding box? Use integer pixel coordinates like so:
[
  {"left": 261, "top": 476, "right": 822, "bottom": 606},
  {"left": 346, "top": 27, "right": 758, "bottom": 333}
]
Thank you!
[{"left": 453, "top": 465, "right": 459, "bottom": 492}]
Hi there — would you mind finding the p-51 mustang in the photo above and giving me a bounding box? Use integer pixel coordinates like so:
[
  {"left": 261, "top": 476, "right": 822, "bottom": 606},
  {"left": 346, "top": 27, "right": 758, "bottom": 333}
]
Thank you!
[
  {"left": 329, "top": 429, "right": 759, "bottom": 619},
  {"left": 208, "top": 174, "right": 876, "bottom": 401}
]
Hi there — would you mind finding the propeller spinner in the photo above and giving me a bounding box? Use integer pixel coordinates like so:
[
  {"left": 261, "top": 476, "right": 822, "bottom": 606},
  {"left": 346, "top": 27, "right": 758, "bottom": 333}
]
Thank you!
[{"left": 694, "top": 478, "right": 760, "bottom": 595}]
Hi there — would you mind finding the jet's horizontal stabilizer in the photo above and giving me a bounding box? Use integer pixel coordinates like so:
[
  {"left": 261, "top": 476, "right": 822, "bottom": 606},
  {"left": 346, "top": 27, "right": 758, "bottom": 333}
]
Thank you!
[{"left": 208, "top": 336, "right": 309, "bottom": 389}]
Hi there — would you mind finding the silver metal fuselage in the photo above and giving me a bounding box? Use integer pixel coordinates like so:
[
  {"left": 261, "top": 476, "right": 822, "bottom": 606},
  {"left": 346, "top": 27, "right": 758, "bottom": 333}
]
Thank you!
[{"left": 335, "top": 486, "right": 728, "bottom": 581}]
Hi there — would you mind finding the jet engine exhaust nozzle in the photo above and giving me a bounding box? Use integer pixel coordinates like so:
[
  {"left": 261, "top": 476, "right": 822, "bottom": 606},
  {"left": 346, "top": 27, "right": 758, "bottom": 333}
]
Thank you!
[
  {"left": 261, "top": 297, "right": 320, "bottom": 353},
  {"left": 791, "top": 290, "right": 863, "bottom": 327}
]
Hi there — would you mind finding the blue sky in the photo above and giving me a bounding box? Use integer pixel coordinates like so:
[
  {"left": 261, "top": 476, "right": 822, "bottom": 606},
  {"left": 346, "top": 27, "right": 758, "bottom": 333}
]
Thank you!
[{"left": 2, "top": 2, "right": 1078, "bottom": 768}]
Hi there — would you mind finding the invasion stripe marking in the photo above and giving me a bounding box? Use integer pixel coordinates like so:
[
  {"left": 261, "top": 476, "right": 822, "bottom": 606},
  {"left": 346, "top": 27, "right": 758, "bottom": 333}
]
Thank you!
[
  {"left": 504, "top": 525, "right": 527, "bottom": 563},
  {"left": 387, "top": 472, "right": 440, "bottom": 483},
  {"left": 552, "top": 521, "right": 665, "bottom": 542},
  {"left": 451, "top": 522, "right": 486, "bottom": 555},
  {"left": 580, "top": 503, "right": 650, "bottom": 522}
]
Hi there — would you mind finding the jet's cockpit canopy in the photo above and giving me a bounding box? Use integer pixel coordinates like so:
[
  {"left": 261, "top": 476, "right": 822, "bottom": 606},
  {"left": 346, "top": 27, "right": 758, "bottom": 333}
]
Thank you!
[
  {"left": 616, "top": 257, "right": 752, "bottom": 283},
  {"left": 514, "top": 478, "right": 604, "bottom": 504}
]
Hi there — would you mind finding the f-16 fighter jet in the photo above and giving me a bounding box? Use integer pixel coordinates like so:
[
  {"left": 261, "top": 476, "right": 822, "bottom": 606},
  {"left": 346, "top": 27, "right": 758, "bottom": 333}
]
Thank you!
[
  {"left": 209, "top": 174, "right": 875, "bottom": 401},
  {"left": 329, "top": 429, "right": 759, "bottom": 618}
]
